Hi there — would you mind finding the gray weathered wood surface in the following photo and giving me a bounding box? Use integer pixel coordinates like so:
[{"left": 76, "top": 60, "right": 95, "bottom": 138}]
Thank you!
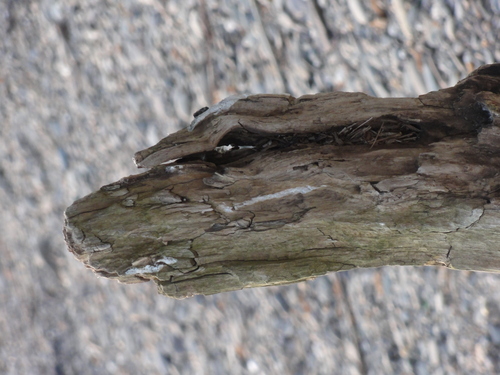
[{"left": 65, "top": 64, "right": 500, "bottom": 299}]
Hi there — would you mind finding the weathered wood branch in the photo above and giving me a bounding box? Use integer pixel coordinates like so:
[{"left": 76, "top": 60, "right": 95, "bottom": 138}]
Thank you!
[{"left": 64, "top": 64, "right": 500, "bottom": 299}]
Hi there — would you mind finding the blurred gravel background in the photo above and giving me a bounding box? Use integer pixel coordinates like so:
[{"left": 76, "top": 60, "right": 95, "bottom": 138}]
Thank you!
[{"left": 1, "top": 0, "right": 500, "bottom": 374}]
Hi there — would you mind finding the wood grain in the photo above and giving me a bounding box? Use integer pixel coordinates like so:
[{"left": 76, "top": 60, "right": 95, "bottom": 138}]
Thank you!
[{"left": 65, "top": 64, "right": 500, "bottom": 298}]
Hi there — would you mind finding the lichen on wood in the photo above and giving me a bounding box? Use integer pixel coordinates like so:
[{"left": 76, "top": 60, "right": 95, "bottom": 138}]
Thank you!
[{"left": 64, "top": 64, "right": 500, "bottom": 299}]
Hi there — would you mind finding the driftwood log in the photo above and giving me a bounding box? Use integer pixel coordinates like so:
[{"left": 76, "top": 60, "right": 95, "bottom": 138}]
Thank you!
[{"left": 64, "top": 64, "right": 500, "bottom": 299}]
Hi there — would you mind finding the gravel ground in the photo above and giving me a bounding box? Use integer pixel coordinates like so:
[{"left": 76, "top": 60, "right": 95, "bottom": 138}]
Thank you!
[{"left": 1, "top": 0, "right": 500, "bottom": 374}]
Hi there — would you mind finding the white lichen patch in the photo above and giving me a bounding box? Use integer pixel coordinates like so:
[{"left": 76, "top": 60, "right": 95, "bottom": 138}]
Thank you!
[
  {"left": 236, "top": 185, "right": 321, "bottom": 208},
  {"left": 125, "top": 264, "right": 165, "bottom": 275},
  {"left": 125, "top": 256, "right": 178, "bottom": 275},
  {"left": 217, "top": 203, "right": 235, "bottom": 213},
  {"left": 217, "top": 185, "right": 322, "bottom": 212},
  {"left": 157, "top": 256, "right": 178, "bottom": 265},
  {"left": 165, "top": 165, "right": 184, "bottom": 173},
  {"left": 188, "top": 94, "right": 248, "bottom": 131},
  {"left": 214, "top": 145, "right": 234, "bottom": 154}
]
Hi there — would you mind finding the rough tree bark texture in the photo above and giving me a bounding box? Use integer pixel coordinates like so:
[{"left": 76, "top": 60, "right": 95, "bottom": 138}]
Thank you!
[{"left": 64, "top": 64, "right": 500, "bottom": 299}]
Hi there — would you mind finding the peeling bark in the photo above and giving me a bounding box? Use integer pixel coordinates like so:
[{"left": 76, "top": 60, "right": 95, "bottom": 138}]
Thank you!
[{"left": 64, "top": 64, "right": 500, "bottom": 299}]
